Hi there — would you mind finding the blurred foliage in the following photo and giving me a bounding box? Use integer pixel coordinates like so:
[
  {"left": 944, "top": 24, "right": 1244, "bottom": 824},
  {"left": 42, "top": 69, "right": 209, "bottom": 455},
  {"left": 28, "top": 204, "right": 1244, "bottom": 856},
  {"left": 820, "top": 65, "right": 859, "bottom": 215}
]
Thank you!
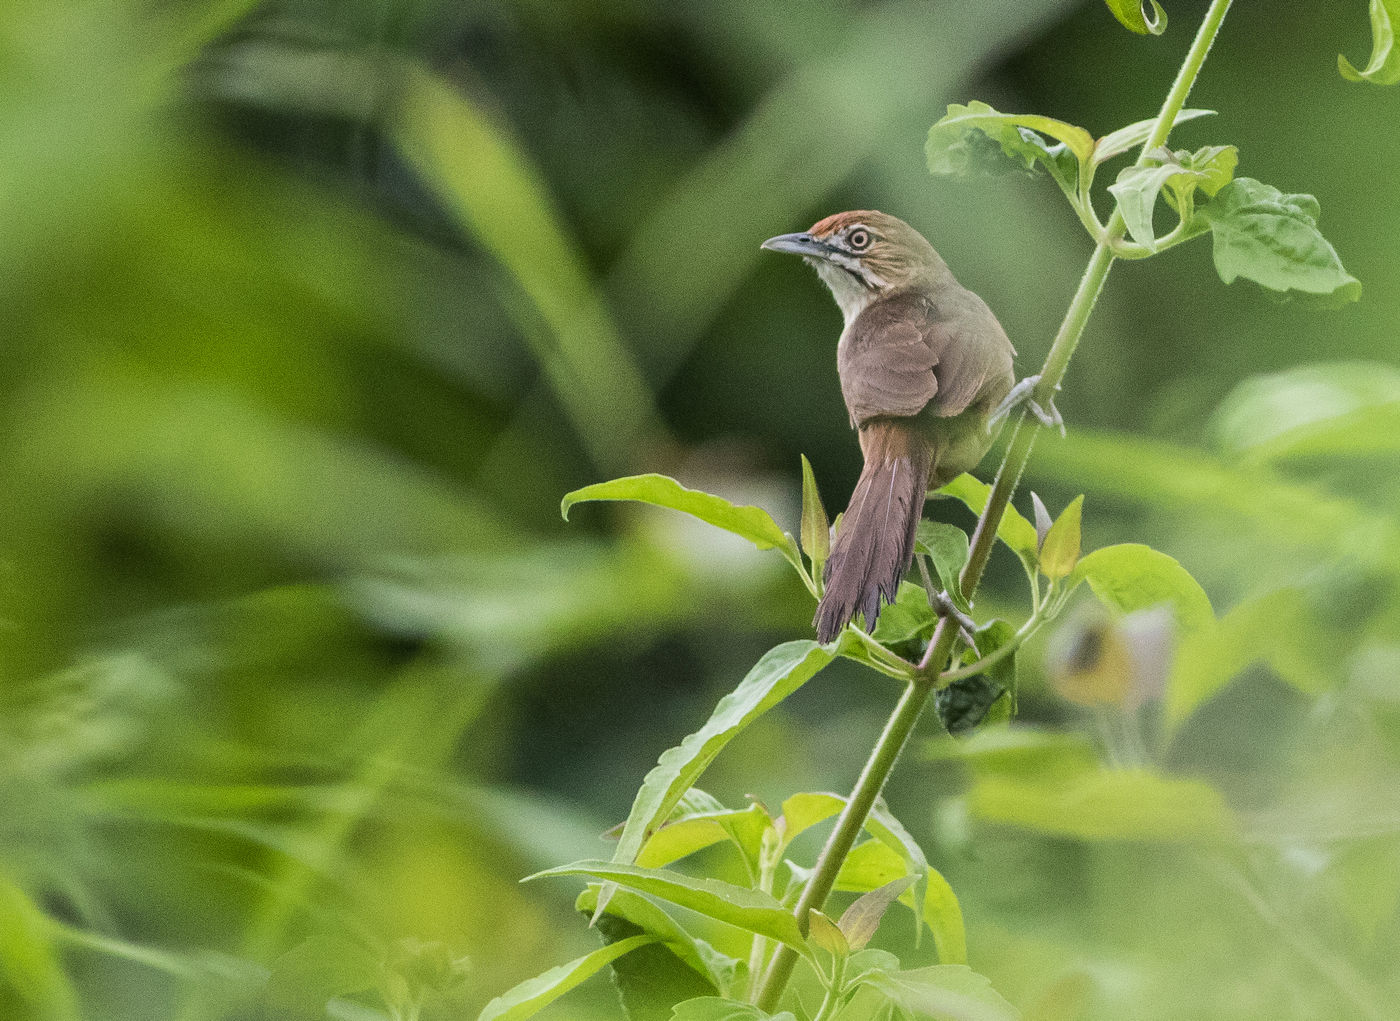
[{"left": 0, "top": 0, "right": 1396, "bottom": 1019}]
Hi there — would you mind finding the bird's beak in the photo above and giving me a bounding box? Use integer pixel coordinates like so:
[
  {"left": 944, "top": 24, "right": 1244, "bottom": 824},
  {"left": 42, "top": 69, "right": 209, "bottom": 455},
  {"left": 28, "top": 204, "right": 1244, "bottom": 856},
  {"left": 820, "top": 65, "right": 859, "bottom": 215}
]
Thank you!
[{"left": 760, "top": 231, "right": 830, "bottom": 258}]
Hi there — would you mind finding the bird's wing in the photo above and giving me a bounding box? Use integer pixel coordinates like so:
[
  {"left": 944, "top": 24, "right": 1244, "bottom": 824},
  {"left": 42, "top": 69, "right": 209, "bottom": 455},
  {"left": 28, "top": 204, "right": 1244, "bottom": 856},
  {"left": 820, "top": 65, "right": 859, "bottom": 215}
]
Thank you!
[
  {"left": 922, "top": 331, "right": 999, "bottom": 419},
  {"left": 838, "top": 310, "right": 938, "bottom": 427},
  {"left": 840, "top": 290, "right": 1013, "bottom": 427},
  {"left": 921, "top": 290, "right": 1015, "bottom": 419}
]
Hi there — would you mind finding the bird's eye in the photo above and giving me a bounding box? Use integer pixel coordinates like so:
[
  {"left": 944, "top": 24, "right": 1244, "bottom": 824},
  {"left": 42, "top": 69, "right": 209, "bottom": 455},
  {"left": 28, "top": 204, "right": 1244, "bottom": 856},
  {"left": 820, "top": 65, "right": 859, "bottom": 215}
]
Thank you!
[{"left": 848, "top": 228, "right": 871, "bottom": 251}]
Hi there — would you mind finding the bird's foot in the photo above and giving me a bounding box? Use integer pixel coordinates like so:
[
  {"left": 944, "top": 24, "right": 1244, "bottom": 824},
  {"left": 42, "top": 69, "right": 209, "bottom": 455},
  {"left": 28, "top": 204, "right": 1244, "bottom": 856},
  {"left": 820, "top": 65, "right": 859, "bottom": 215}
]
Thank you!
[
  {"left": 929, "top": 588, "right": 980, "bottom": 656},
  {"left": 988, "top": 374, "right": 1065, "bottom": 437}
]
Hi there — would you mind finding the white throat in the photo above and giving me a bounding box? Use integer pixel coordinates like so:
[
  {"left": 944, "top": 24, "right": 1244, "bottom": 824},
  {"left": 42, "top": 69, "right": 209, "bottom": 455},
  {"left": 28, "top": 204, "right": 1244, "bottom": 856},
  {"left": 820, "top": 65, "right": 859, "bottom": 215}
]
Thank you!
[{"left": 810, "top": 258, "right": 879, "bottom": 326}]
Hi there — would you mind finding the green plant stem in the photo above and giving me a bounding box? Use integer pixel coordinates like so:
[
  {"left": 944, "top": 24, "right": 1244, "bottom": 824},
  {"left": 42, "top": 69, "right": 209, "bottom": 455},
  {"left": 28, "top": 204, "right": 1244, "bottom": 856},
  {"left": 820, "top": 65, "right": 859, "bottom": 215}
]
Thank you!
[
  {"left": 844, "top": 628, "right": 919, "bottom": 682},
  {"left": 49, "top": 920, "right": 194, "bottom": 978},
  {"left": 1139, "top": 0, "right": 1234, "bottom": 161},
  {"left": 746, "top": 834, "right": 782, "bottom": 1000},
  {"left": 970, "top": 0, "right": 1234, "bottom": 586},
  {"left": 746, "top": 932, "right": 770, "bottom": 1002},
  {"left": 754, "top": 675, "right": 934, "bottom": 1009},
  {"left": 1110, "top": 209, "right": 1214, "bottom": 259},
  {"left": 754, "top": 2, "right": 1234, "bottom": 1010},
  {"left": 812, "top": 953, "right": 848, "bottom": 1021},
  {"left": 939, "top": 611, "right": 1041, "bottom": 683}
]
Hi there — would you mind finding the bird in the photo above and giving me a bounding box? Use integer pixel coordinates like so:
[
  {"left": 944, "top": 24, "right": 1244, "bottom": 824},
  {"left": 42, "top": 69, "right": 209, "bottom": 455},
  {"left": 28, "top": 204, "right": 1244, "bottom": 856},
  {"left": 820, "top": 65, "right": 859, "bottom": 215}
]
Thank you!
[{"left": 762, "top": 210, "right": 1030, "bottom": 644}]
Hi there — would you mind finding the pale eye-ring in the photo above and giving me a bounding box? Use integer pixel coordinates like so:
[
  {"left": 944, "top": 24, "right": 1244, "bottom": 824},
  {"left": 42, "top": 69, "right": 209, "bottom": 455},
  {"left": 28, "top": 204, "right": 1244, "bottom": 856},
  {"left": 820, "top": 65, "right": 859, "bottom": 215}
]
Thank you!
[{"left": 848, "top": 228, "right": 871, "bottom": 251}]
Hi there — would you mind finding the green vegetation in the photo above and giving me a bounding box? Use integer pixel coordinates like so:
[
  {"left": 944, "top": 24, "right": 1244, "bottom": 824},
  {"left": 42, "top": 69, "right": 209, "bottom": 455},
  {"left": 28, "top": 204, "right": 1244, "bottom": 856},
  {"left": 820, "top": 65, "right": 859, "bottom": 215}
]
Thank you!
[{"left": 0, "top": 1, "right": 1396, "bottom": 1019}]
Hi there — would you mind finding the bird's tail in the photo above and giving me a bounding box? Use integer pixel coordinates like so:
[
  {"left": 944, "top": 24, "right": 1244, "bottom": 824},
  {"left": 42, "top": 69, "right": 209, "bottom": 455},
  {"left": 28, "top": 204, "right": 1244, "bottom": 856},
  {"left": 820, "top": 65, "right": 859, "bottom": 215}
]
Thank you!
[{"left": 814, "top": 422, "right": 933, "bottom": 643}]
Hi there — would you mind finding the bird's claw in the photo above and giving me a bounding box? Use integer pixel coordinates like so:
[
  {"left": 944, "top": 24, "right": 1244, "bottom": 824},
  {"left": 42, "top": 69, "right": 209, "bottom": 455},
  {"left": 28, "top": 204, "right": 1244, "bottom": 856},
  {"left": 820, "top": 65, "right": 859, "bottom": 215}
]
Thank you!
[
  {"left": 988, "top": 374, "right": 1065, "bottom": 437},
  {"left": 929, "top": 588, "right": 980, "bottom": 656}
]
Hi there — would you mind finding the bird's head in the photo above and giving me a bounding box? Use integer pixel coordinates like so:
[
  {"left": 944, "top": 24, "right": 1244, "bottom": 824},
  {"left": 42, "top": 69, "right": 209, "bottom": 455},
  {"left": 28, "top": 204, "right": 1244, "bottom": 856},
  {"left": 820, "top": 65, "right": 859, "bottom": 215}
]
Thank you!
[{"left": 761, "top": 210, "right": 949, "bottom": 324}]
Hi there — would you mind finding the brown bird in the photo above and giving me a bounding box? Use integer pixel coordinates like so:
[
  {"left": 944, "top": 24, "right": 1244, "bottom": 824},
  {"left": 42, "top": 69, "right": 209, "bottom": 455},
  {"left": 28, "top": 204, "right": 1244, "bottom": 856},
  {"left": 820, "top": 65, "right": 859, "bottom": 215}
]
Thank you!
[{"left": 763, "top": 210, "right": 1033, "bottom": 644}]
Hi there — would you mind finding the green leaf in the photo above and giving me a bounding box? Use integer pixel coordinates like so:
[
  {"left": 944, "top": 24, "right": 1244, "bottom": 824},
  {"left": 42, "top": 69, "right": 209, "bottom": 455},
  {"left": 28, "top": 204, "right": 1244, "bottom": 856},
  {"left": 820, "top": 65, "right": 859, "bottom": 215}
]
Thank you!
[
  {"left": 924, "top": 725, "right": 1099, "bottom": 777},
  {"left": 935, "top": 677, "right": 1007, "bottom": 740},
  {"left": 969, "top": 767, "right": 1235, "bottom": 843},
  {"left": 1173, "top": 145, "right": 1238, "bottom": 197},
  {"left": 807, "top": 909, "right": 851, "bottom": 960},
  {"left": 813, "top": 799, "right": 926, "bottom": 895},
  {"left": 1167, "top": 587, "right": 1336, "bottom": 726},
  {"left": 1109, "top": 146, "right": 1237, "bottom": 250},
  {"left": 1103, "top": 0, "right": 1168, "bottom": 35},
  {"left": 1340, "top": 0, "right": 1400, "bottom": 85},
  {"left": 1117, "top": 162, "right": 1186, "bottom": 218},
  {"left": 665, "top": 788, "right": 730, "bottom": 818},
  {"left": 1029, "top": 428, "right": 1400, "bottom": 577},
  {"left": 581, "top": 889, "right": 728, "bottom": 1016},
  {"left": 394, "top": 68, "right": 656, "bottom": 467},
  {"left": 0, "top": 879, "right": 80, "bottom": 1020},
  {"left": 1228, "top": 399, "right": 1400, "bottom": 465},
  {"left": 937, "top": 620, "right": 1018, "bottom": 736},
  {"left": 864, "top": 798, "right": 926, "bottom": 867},
  {"left": 920, "top": 870, "right": 968, "bottom": 967},
  {"left": 529, "top": 861, "right": 808, "bottom": 951},
  {"left": 670, "top": 999, "right": 797, "bottom": 1021},
  {"left": 800, "top": 454, "right": 831, "bottom": 566},
  {"left": 1203, "top": 178, "right": 1361, "bottom": 304},
  {"left": 837, "top": 625, "right": 922, "bottom": 682},
  {"left": 577, "top": 885, "right": 731, "bottom": 996},
  {"left": 779, "top": 793, "right": 964, "bottom": 960},
  {"left": 845, "top": 947, "right": 903, "bottom": 980},
  {"left": 863, "top": 798, "right": 932, "bottom": 915},
  {"left": 789, "top": 789, "right": 940, "bottom": 868},
  {"left": 830, "top": 984, "right": 905, "bottom": 1021},
  {"left": 779, "top": 792, "right": 846, "bottom": 850},
  {"left": 936, "top": 474, "right": 1039, "bottom": 564},
  {"left": 835, "top": 839, "right": 911, "bottom": 893},
  {"left": 1092, "top": 109, "right": 1214, "bottom": 166},
  {"left": 1210, "top": 361, "right": 1400, "bottom": 463},
  {"left": 930, "top": 103, "right": 1095, "bottom": 165},
  {"left": 1069, "top": 544, "right": 1213, "bottom": 634},
  {"left": 380, "top": 939, "right": 472, "bottom": 1015},
  {"left": 610, "top": 641, "right": 837, "bottom": 869},
  {"left": 871, "top": 581, "right": 938, "bottom": 647},
  {"left": 839, "top": 876, "right": 918, "bottom": 951},
  {"left": 561, "top": 473, "right": 804, "bottom": 574},
  {"left": 265, "top": 934, "right": 377, "bottom": 1015},
  {"left": 916, "top": 520, "right": 972, "bottom": 608},
  {"left": 1038, "top": 496, "right": 1084, "bottom": 580},
  {"left": 476, "top": 934, "right": 657, "bottom": 1021},
  {"left": 637, "top": 801, "right": 771, "bottom": 872},
  {"left": 862, "top": 965, "right": 1020, "bottom": 1021},
  {"left": 927, "top": 101, "right": 1092, "bottom": 199}
]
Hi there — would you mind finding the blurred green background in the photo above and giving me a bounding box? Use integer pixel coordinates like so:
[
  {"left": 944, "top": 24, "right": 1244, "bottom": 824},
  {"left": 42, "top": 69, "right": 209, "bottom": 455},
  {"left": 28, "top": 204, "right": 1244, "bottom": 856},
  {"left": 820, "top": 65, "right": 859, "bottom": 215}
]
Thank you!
[{"left": 1, "top": 0, "right": 1397, "bottom": 1018}]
